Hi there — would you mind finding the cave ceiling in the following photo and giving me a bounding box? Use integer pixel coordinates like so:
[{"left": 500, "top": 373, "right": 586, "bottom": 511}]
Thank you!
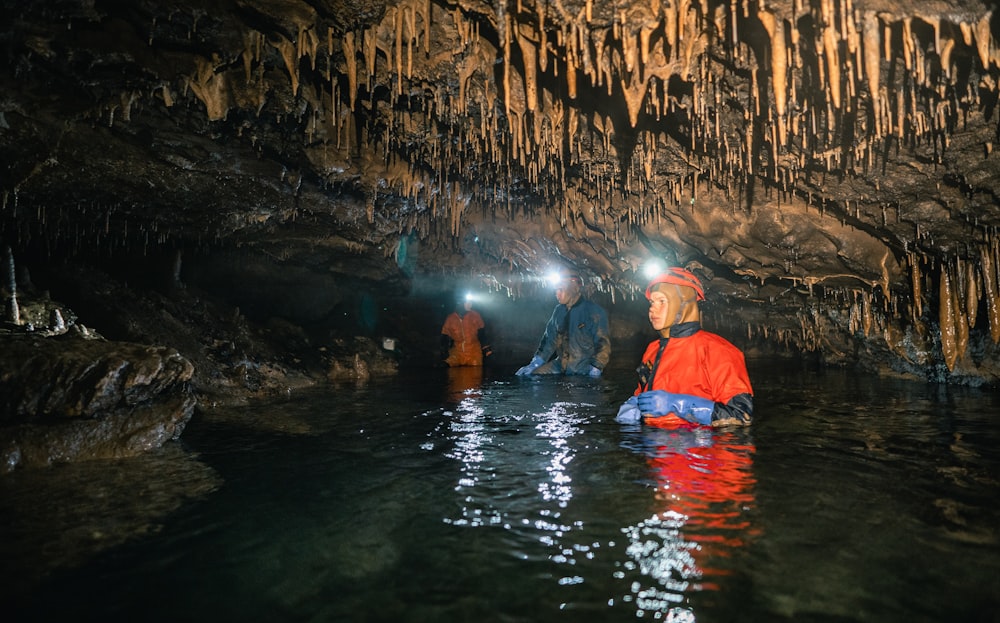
[{"left": 3, "top": 0, "right": 1000, "bottom": 369}]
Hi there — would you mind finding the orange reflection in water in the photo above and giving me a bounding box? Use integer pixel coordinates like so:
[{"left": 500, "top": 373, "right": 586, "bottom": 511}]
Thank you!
[
  {"left": 622, "top": 420, "right": 757, "bottom": 615},
  {"left": 445, "top": 366, "right": 484, "bottom": 401}
]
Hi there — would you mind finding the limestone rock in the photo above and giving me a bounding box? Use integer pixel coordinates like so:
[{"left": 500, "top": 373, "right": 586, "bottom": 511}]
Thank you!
[{"left": 0, "top": 334, "right": 196, "bottom": 471}]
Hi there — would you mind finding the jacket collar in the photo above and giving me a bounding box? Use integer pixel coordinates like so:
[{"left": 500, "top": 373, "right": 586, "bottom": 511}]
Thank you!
[{"left": 667, "top": 321, "right": 701, "bottom": 338}]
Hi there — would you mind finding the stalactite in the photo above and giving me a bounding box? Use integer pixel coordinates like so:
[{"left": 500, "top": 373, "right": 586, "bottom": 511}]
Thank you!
[
  {"left": 403, "top": 4, "right": 415, "bottom": 79},
  {"left": 973, "top": 12, "right": 992, "bottom": 69},
  {"left": 503, "top": 12, "right": 512, "bottom": 118},
  {"left": 343, "top": 32, "right": 358, "bottom": 110},
  {"left": 939, "top": 262, "right": 959, "bottom": 371},
  {"left": 516, "top": 24, "right": 538, "bottom": 112},
  {"left": 680, "top": 5, "right": 699, "bottom": 79},
  {"left": 576, "top": 23, "right": 592, "bottom": 83},
  {"left": 862, "top": 11, "right": 882, "bottom": 137},
  {"left": 188, "top": 55, "right": 229, "bottom": 121},
  {"left": 966, "top": 258, "right": 979, "bottom": 328},
  {"left": 299, "top": 25, "right": 319, "bottom": 71},
  {"left": 363, "top": 28, "right": 376, "bottom": 92},
  {"left": 622, "top": 22, "right": 637, "bottom": 75},
  {"left": 593, "top": 33, "right": 606, "bottom": 91},
  {"left": 639, "top": 23, "right": 653, "bottom": 74},
  {"left": 953, "top": 260, "right": 969, "bottom": 363},
  {"left": 163, "top": 0, "right": 992, "bottom": 310},
  {"left": 274, "top": 35, "right": 300, "bottom": 95},
  {"left": 862, "top": 290, "right": 874, "bottom": 336},
  {"left": 394, "top": 7, "right": 404, "bottom": 94},
  {"left": 242, "top": 31, "right": 262, "bottom": 84},
  {"left": 4, "top": 246, "right": 18, "bottom": 325},
  {"left": 909, "top": 251, "right": 923, "bottom": 319},
  {"left": 758, "top": 8, "right": 787, "bottom": 144},
  {"left": 983, "top": 241, "right": 1000, "bottom": 343},
  {"left": 620, "top": 67, "right": 649, "bottom": 128},
  {"left": 822, "top": 2, "right": 841, "bottom": 110}
]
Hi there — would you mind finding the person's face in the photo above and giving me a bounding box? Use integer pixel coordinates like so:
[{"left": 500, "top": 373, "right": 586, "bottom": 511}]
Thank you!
[
  {"left": 647, "top": 285, "right": 684, "bottom": 332},
  {"left": 555, "top": 279, "right": 580, "bottom": 305}
]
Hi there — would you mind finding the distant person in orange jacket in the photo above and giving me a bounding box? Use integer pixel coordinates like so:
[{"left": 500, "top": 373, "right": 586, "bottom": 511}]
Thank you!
[
  {"left": 616, "top": 267, "right": 753, "bottom": 427},
  {"left": 440, "top": 295, "right": 489, "bottom": 367}
]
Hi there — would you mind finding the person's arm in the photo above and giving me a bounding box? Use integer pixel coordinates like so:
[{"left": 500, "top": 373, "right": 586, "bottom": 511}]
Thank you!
[
  {"left": 711, "top": 392, "right": 753, "bottom": 425},
  {"left": 441, "top": 314, "right": 459, "bottom": 341},
  {"left": 636, "top": 391, "right": 715, "bottom": 424},
  {"left": 477, "top": 326, "right": 493, "bottom": 358},
  {"left": 590, "top": 304, "right": 611, "bottom": 370},
  {"left": 475, "top": 312, "right": 487, "bottom": 345},
  {"left": 704, "top": 346, "right": 754, "bottom": 425},
  {"left": 635, "top": 390, "right": 752, "bottom": 426},
  {"left": 516, "top": 308, "right": 559, "bottom": 375},
  {"left": 533, "top": 307, "right": 561, "bottom": 361}
]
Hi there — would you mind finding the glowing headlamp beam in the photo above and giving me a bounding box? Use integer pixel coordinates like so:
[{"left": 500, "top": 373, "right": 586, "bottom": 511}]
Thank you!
[{"left": 643, "top": 259, "right": 665, "bottom": 279}]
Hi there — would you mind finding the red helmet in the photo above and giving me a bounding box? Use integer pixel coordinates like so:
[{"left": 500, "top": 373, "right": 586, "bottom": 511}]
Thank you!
[{"left": 645, "top": 268, "right": 705, "bottom": 301}]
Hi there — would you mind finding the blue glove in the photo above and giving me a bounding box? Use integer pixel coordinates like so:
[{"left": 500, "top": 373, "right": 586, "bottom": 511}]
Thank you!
[
  {"left": 588, "top": 366, "right": 602, "bottom": 378},
  {"left": 615, "top": 396, "right": 641, "bottom": 423},
  {"left": 636, "top": 390, "right": 716, "bottom": 425},
  {"left": 515, "top": 355, "right": 545, "bottom": 376}
]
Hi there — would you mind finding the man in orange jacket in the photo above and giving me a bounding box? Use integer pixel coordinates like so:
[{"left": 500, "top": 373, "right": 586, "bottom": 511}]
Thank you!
[
  {"left": 441, "top": 295, "right": 487, "bottom": 367},
  {"left": 616, "top": 267, "right": 753, "bottom": 427}
]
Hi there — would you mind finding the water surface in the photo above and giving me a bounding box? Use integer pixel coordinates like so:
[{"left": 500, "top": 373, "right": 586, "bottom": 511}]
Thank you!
[{"left": 3, "top": 359, "right": 998, "bottom": 622}]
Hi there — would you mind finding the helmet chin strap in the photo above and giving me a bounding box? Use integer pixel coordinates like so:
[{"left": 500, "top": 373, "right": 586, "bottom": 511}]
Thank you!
[{"left": 672, "top": 284, "right": 688, "bottom": 326}]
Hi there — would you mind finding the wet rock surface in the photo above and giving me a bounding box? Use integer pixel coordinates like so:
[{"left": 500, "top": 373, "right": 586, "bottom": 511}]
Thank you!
[
  {"left": 0, "top": 330, "right": 196, "bottom": 471},
  {"left": 0, "top": 261, "right": 405, "bottom": 470}
]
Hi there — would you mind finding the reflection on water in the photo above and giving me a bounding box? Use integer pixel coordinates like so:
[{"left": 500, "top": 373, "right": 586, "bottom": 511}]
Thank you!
[
  {"left": 618, "top": 425, "right": 756, "bottom": 617},
  {"left": 0, "top": 444, "right": 222, "bottom": 597},
  {"left": 445, "top": 365, "right": 485, "bottom": 400},
  {"left": 2, "top": 360, "right": 999, "bottom": 622}
]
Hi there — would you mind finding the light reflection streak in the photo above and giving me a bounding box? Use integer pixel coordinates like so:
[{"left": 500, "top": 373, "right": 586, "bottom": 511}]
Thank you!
[
  {"left": 434, "top": 374, "right": 756, "bottom": 620},
  {"left": 440, "top": 384, "right": 594, "bottom": 584},
  {"left": 535, "top": 402, "right": 585, "bottom": 507}
]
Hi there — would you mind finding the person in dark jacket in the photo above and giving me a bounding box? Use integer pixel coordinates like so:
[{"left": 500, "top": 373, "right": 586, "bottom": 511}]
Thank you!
[
  {"left": 515, "top": 269, "right": 611, "bottom": 377},
  {"left": 616, "top": 267, "right": 753, "bottom": 427}
]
